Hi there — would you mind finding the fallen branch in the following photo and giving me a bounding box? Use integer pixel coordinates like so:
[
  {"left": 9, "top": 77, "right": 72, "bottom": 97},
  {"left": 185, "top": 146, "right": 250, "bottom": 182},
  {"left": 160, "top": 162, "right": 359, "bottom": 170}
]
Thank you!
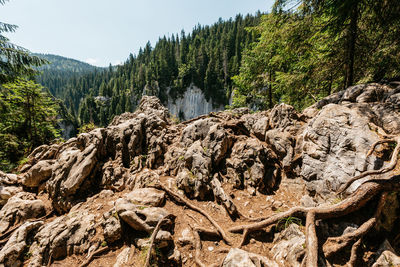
[{"left": 151, "top": 182, "right": 232, "bottom": 245}]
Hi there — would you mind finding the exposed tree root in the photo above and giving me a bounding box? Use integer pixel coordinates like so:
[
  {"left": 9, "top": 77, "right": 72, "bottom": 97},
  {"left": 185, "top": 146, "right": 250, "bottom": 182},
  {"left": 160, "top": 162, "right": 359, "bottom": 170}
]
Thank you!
[
  {"left": 338, "top": 137, "right": 400, "bottom": 194},
  {"left": 151, "top": 182, "right": 232, "bottom": 245},
  {"left": 144, "top": 214, "right": 174, "bottom": 267},
  {"left": 78, "top": 245, "right": 109, "bottom": 267},
  {"left": 323, "top": 192, "right": 387, "bottom": 258},
  {"left": 229, "top": 175, "right": 400, "bottom": 263},
  {"left": 305, "top": 211, "right": 318, "bottom": 267},
  {"left": 348, "top": 238, "right": 362, "bottom": 267}
]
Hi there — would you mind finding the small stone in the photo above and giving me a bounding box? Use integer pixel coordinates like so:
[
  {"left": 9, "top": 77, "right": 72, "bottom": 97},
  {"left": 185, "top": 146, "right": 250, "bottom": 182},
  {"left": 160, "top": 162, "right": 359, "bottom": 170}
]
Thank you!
[
  {"left": 208, "top": 246, "right": 214, "bottom": 252},
  {"left": 244, "top": 201, "right": 249, "bottom": 207}
]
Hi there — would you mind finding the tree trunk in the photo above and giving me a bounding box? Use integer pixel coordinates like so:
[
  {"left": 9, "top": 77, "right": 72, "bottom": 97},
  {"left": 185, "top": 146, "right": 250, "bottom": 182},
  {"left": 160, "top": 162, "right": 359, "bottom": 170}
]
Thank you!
[{"left": 345, "top": 3, "right": 358, "bottom": 88}]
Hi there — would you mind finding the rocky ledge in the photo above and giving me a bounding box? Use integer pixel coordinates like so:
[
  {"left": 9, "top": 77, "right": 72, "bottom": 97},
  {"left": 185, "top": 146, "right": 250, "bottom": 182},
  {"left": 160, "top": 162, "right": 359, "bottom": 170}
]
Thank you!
[{"left": 1, "top": 82, "right": 400, "bottom": 266}]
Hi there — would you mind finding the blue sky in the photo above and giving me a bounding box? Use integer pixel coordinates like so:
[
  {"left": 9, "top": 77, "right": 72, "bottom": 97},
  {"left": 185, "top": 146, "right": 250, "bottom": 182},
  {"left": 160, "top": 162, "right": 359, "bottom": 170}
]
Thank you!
[{"left": 0, "top": 0, "right": 274, "bottom": 67}]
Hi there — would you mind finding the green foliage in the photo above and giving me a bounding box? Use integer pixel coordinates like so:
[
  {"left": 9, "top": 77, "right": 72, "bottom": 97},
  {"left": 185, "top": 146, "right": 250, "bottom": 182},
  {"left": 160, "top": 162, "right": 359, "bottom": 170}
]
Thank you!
[
  {"left": 78, "top": 122, "right": 97, "bottom": 134},
  {"left": 233, "top": 0, "right": 400, "bottom": 110},
  {"left": 0, "top": 79, "right": 60, "bottom": 171},
  {"left": 277, "top": 216, "right": 303, "bottom": 231}
]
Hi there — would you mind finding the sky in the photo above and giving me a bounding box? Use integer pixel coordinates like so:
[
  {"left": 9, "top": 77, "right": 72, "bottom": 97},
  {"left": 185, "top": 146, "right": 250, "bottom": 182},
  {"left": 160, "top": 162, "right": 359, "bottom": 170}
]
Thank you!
[{"left": 1, "top": 0, "right": 274, "bottom": 67}]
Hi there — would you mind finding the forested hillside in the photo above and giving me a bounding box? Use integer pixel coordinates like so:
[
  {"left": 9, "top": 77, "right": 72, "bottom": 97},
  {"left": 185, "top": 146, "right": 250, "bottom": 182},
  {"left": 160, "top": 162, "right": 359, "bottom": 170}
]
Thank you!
[
  {"left": 37, "top": 14, "right": 261, "bottom": 126},
  {"left": 34, "top": 53, "right": 98, "bottom": 98}
]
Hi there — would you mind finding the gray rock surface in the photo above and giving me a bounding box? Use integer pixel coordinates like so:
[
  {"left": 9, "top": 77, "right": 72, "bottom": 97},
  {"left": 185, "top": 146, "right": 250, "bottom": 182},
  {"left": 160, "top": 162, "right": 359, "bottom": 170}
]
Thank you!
[
  {"left": 0, "top": 221, "right": 43, "bottom": 267},
  {"left": 27, "top": 205, "right": 97, "bottom": 267},
  {"left": 0, "top": 192, "right": 45, "bottom": 235},
  {"left": 226, "top": 138, "right": 279, "bottom": 195},
  {"left": 124, "top": 188, "right": 165, "bottom": 207},
  {"left": 222, "top": 248, "right": 278, "bottom": 267},
  {"left": 271, "top": 224, "right": 305, "bottom": 267},
  {"left": 102, "top": 208, "right": 122, "bottom": 244},
  {"left": 115, "top": 198, "right": 173, "bottom": 233}
]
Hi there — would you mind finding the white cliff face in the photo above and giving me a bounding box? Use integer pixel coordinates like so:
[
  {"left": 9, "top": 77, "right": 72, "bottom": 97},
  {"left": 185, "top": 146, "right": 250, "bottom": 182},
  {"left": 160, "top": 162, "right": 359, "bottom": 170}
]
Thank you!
[{"left": 167, "top": 85, "right": 224, "bottom": 120}]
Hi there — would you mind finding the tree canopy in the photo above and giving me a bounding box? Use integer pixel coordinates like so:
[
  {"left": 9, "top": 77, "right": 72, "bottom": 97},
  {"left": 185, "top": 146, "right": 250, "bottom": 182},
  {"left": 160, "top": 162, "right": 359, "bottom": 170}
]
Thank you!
[{"left": 232, "top": 0, "right": 400, "bottom": 110}]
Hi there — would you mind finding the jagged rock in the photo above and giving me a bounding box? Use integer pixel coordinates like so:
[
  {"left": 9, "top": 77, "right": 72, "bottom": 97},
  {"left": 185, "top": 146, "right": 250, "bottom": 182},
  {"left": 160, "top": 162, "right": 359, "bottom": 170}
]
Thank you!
[
  {"left": 211, "top": 175, "right": 238, "bottom": 216},
  {"left": 22, "top": 159, "right": 54, "bottom": 188},
  {"left": 115, "top": 198, "right": 173, "bottom": 233},
  {"left": 180, "top": 118, "right": 220, "bottom": 146},
  {"left": 265, "top": 129, "right": 296, "bottom": 177},
  {"left": 46, "top": 128, "right": 105, "bottom": 213},
  {"left": 27, "top": 205, "right": 97, "bottom": 267},
  {"left": 126, "top": 168, "right": 160, "bottom": 189},
  {"left": 177, "top": 228, "right": 194, "bottom": 247},
  {"left": 100, "top": 160, "right": 127, "bottom": 190},
  {"left": 136, "top": 230, "right": 173, "bottom": 249},
  {"left": 176, "top": 141, "right": 212, "bottom": 199},
  {"left": 0, "top": 221, "right": 43, "bottom": 267},
  {"left": 271, "top": 224, "right": 305, "bottom": 267},
  {"left": 113, "top": 247, "right": 131, "bottom": 267},
  {"left": 372, "top": 240, "right": 400, "bottom": 267},
  {"left": 242, "top": 111, "right": 270, "bottom": 140},
  {"left": 124, "top": 188, "right": 165, "bottom": 207},
  {"left": 269, "top": 103, "right": 301, "bottom": 133},
  {"left": 102, "top": 208, "right": 122, "bottom": 244},
  {"left": 226, "top": 138, "right": 279, "bottom": 195},
  {"left": 0, "top": 192, "right": 45, "bottom": 235},
  {"left": 301, "top": 104, "right": 381, "bottom": 194},
  {"left": 222, "top": 248, "right": 278, "bottom": 267}
]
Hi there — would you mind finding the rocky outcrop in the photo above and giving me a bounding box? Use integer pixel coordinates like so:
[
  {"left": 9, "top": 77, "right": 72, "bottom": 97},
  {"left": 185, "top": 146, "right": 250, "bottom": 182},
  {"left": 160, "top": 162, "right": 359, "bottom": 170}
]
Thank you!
[
  {"left": 167, "top": 85, "right": 224, "bottom": 120},
  {"left": 2, "top": 82, "right": 400, "bottom": 266}
]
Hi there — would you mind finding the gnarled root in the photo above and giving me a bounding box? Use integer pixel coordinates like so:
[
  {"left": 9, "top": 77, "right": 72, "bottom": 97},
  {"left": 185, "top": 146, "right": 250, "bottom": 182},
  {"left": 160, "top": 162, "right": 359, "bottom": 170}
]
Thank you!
[
  {"left": 338, "top": 137, "right": 400, "bottom": 194},
  {"left": 229, "top": 175, "right": 400, "bottom": 263},
  {"left": 151, "top": 182, "right": 232, "bottom": 245}
]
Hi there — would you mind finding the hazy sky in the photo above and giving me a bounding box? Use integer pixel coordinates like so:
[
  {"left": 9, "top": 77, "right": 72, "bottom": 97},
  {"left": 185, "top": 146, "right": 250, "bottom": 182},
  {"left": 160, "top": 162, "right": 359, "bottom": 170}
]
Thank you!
[{"left": 1, "top": 0, "right": 274, "bottom": 67}]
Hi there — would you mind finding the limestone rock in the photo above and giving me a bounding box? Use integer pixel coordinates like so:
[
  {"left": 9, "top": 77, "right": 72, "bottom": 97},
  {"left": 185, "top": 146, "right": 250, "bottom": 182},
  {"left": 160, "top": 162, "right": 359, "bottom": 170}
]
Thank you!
[
  {"left": 226, "top": 138, "right": 279, "bottom": 194},
  {"left": 0, "top": 221, "right": 43, "bottom": 267},
  {"left": 372, "top": 240, "right": 400, "bottom": 267},
  {"left": 178, "top": 228, "right": 194, "bottom": 247},
  {"left": 0, "top": 192, "right": 45, "bottom": 235},
  {"left": 271, "top": 224, "right": 305, "bottom": 267},
  {"left": 222, "top": 248, "right": 278, "bottom": 267},
  {"left": 301, "top": 104, "right": 381, "bottom": 194},
  {"left": 102, "top": 208, "right": 122, "bottom": 244},
  {"left": 124, "top": 188, "right": 165, "bottom": 207},
  {"left": 113, "top": 247, "right": 131, "bottom": 267},
  {"left": 27, "top": 206, "right": 97, "bottom": 266},
  {"left": 115, "top": 198, "right": 173, "bottom": 233},
  {"left": 22, "top": 159, "right": 54, "bottom": 188}
]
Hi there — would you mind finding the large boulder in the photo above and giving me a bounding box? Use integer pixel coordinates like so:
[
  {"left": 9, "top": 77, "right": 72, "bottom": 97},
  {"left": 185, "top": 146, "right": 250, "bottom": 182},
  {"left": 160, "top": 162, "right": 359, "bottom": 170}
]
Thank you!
[
  {"left": 0, "top": 192, "right": 45, "bottom": 235},
  {"left": 226, "top": 138, "right": 280, "bottom": 195},
  {"left": 0, "top": 221, "right": 43, "bottom": 267},
  {"left": 300, "top": 104, "right": 381, "bottom": 195},
  {"left": 27, "top": 205, "right": 98, "bottom": 267}
]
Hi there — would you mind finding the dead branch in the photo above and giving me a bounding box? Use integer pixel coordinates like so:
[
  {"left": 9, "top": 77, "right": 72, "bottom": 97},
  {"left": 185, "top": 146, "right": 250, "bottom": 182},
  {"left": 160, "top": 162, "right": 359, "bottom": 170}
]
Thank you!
[
  {"left": 152, "top": 182, "right": 232, "bottom": 245},
  {"left": 338, "top": 137, "right": 400, "bottom": 194},
  {"left": 144, "top": 214, "right": 174, "bottom": 267}
]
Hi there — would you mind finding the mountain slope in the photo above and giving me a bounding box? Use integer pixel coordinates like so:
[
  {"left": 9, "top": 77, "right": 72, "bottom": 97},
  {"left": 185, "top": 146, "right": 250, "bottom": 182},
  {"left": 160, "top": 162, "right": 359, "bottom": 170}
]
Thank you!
[{"left": 34, "top": 53, "right": 99, "bottom": 99}]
